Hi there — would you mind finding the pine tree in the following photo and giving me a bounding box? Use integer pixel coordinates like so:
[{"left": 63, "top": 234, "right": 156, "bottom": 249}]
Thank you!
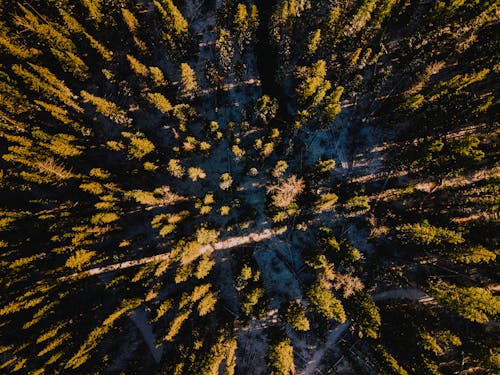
[
  {"left": 65, "top": 249, "right": 96, "bottom": 271},
  {"left": 282, "top": 301, "right": 310, "bottom": 331},
  {"left": 297, "top": 60, "right": 330, "bottom": 104},
  {"left": 121, "top": 132, "right": 155, "bottom": 159},
  {"left": 267, "top": 337, "right": 295, "bottom": 375},
  {"left": 179, "top": 63, "right": 199, "bottom": 97},
  {"left": 216, "top": 29, "right": 234, "bottom": 74},
  {"left": 0, "top": 29, "right": 40, "bottom": 59},
  {"left": 197, "top": 291, "right": 218, "bottom": 316},
  {"left": 349, "top": 0, "right": 378, "bottom": 36},
  {"left": 306, "top": 29, "right": 321, "bottom": 56},
  {"left": 149, "top": 67, "right": 166, "bottom": 87},
  {"left": 324, "top": 86, "right": 343, "bottom": 121},
  {"left": 16, "top": 4, "right": 77, "bottom": 53},
  {"left": 80, "top": 90, "right": 131, "bottom": 125},
  {"left": 233, "top": 3, "right": 250, "bottom": 51},
  {"left": 59, "top": 10, "right": 113, "bottom": 61},
  {"left": 255, "top": 95, "right": 278, "bottom": 124},
  {"left": 51, "top": 48, "right": 89, "bottom": 80},
  {"left": 121, "top": 8, "right": 139, "bottom": 34},
  {"left": 431, "top": 283, "right": 500, "bottom": 323},
  {"left": 127, "top": 54, "right": 149, "bottom": 77},
  {"left": 147, "top": 92, "right": 173, "bottom": 113},
  {"left": 307, "top": 281, "right": 346, "bottom": 322},
  {"left": 188, "top": 167, "right": 206, "bottom": 181},
  {"left": 154, "top": 0, "right": 188, "bottom": 37},
  {"left": 81, "top": 0, "right": 103, "bottom": 25},
  {"left": 219, "top": 173, "right": 233, "bottom": 190},
  {"left": 12, "top": 64, "right": 82, "bottom": 112},
  {"left": 399, "top": 220, "right": 465, "bottom": 246},
  {"left": 345, "top": 291, "right": 380, "bottom": 339},
  {"left": 168, "top": 159, "right": 185, "bottom": 178}
]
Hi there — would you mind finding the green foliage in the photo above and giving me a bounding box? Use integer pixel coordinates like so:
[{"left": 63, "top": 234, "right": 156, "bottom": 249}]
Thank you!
[
  {"left": 282, "top": 301, "right": 310, "bottom": 331},
  {"left": 297, "top": 60, "right": 330, "bottom": 104},
  {"left": 154, "top": 0, "right": 188, "bottom": 37},
  {"left": 345, "top": 291, "right": 380, "bottom": 339},
  {"left": 255, "top": 95, "right": 278, "bottom": 124},
  {"left": 165, "top": 307, "right": 191, "bottom": 341},
  {"left": 149, "top": 67, "right": 165, "bottom": 87},
  {"left": 219, "top": 172, "right": 233, "bottom": 190},
  {"left": 324, "top": 86, "right": 343, "bottom": 121},
  {"left": 307, "top": 282, "right": 346, "bottom": 322},
  {"left": 241, "top": 287, "right": 264, "bottom": 316},
  {"left": 0, "top": 32, "right": 40, "bottom": 59},
  {"left": 188, "top": 167, "right": 206, "bottom": 181},
  {"left": 179, "top": 63, "right": 198, "bottom": 97},
  {"left": 16, "top": 4, "right": 77, "bottom": 53},
  {"left": 121, "top": 132, "right": 155, "bottom": 159},
  {"left": 81, "top": 0, "right": 103, "bottom": 24},
  {"left": 373, "top": 344, "right": 409, "bottom": 375},
  {"left": 451, "top": 245, "right": 496, "bottom": 264},
  {"left": 129, "top": 186, "right": 181, "bottom": 206},
  {"left": 51, "top": 48, "right": 89, "bottom": 80},
  {"left": 152, "top": 299, "right": 173, "bottom": 322},
  {"left": 419, "top": 330, "right": 461, "bottom": 356},
  {"left": 90, "top": 212, "right": 119, "bottom": 225},
  {"left": 349, "top": 0, "right": 378, "bottom": 36},
  {"left": 216, "top": 28, "right": 234, "bottom": 73},
  {"left": 121, "top": 8, "right": 139, "bottom": 34},
  {"left": 430, "top": 282, "right": 500, "bottom": 323},
  {"left": 168, "top": 159, "right": 185, "bottom": 178},
  {"left": 272, "top": 160, "right": 288, "bottom": 178},
  {"left": 12, "top": 64, "right": 82, "bottom": 111},
  {"left": 267, "top": 337, "right": 295, "bottom": 375},
  {"left": 344, "top": 195, "right": 371, "bottom": 214},
  {"left": 399, "top": 220, "right": 465, "bottom": 246},
  {"left": 65, "top": 249, "right": 96, "bottom": 271},
  {"left": 127, "top": 54, "right": 149, "bottom": 77},
  {"left": 195, "top": 254, "right": 215, "bottom": 279},
  {"left": 233, "top": 3, "right": 250, "bottom": 50},
  {"left": 66, "top": 298, "right": 141, "bottom": 369},
  {"left": 306, "top": 29, "right": 321, "bottom": 56},
  {"left": 197, "top": 291, "right": 218, "bottom": 316},
  {"left": 232, "top": 144, "right": 245, "bottom": 160},
  {"left": 315, "top": 192, "right": 339, "bottom": 212},
  {"left": 89, "top": 168, "right": 110, "bottom": 180},
  {"left": 80, "top": 182, "right": 105, "bottom": 195},
  {"left": 81, "top": 90, "right": 130, "bottom": 125}
]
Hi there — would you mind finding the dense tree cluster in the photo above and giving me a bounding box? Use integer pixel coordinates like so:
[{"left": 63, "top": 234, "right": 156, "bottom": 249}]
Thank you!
[{"left": 0, "top": 0, "right": 497, "bottom": 374}]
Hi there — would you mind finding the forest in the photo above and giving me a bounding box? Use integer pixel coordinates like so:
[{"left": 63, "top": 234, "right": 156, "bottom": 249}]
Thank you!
[{"left": 0, "top": 0, "right": 498, "bottom": 374}]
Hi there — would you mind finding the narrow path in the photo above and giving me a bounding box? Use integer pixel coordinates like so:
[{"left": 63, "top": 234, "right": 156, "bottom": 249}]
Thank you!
[
  {"left": 60, "top": 228, "right": 277, "bottom": 281},
  {"left": 301, "top": 322, "right": 350, "bottom": 375},
  {"left": 372, "top": 288, "right": 429, "bottom": 302},
  {"left": 299, "top": 288, "right": 434, "bottom": 374}
]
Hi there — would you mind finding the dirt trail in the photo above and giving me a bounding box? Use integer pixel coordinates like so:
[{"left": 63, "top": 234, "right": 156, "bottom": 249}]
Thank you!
[
  {"left": 301, "top": 322, "right": 350, "bottom": 375},
  {"left": 60, "top": 228, "right": 277, "bottom": 281}
]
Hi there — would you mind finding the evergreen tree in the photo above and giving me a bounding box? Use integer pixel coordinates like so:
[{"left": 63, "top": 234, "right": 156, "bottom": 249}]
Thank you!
[
  {"left": 179, "top": 63, "right": 199, "bottom": 98},
  {"left": 307, "top": 281, "right": 346, "bottom": 322},
  {"left": 267, "top": 336, "right": 295, "bottom": 375}
]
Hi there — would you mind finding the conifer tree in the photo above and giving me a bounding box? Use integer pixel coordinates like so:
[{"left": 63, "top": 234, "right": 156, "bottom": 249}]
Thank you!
[
  {"left": 147, "top": 92, "right": 173, "bottom": 113},
  {"left": 216, "top": 29, "right": 234, "bottom": 74},
  {"left": 80, "top": 90, "right": 131, "bottom": 125},
  {"left": 179, "top": 63, "right": 199, "bottom": 98}
]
